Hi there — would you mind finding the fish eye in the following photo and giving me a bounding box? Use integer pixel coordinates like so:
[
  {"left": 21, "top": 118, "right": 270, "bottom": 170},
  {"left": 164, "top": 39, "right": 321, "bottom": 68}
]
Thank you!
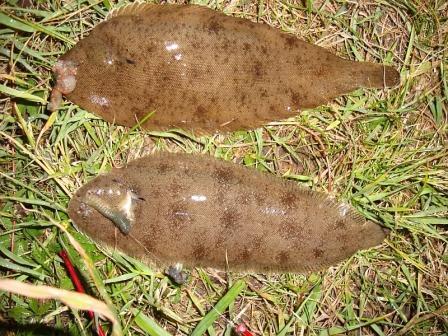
[{"left": 88, "top": 39, "right": 117, "bottom": 67}]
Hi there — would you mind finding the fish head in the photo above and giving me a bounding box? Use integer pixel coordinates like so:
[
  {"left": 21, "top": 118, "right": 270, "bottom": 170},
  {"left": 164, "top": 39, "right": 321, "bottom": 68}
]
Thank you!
[
  {"left": 49, "top": 25, "right": 140, "bottom": 122},
  {"left": 48, "top": 34, "right": 103, "bottom": 111},
  {"left": 68, "top": 175, "right": 141, "bottom": 236},
  {"left": 74, "top": 36, "right": 121, "bottom": 68}
]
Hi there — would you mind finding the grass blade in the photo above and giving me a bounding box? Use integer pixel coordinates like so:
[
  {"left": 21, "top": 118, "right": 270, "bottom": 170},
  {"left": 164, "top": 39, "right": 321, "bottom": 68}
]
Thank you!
[
  {"left": 0, "top": 11, "right": 34, "bottom": 32},
  {"left": 0, "top": 279, "right": 122, "bottom": 336},
  {"left": 0, "top": 83, "right": 45, "bottom": 103},
  {"left": 0, "top": 242, "right": 38, "bottom": 268},
  {"left": 191, "top": 280, "right": 246, "bottom": 336},
  {"left": 0, "top": 11, "right": 74, "bottom": 44},
  {"left": 277, "top": 279, "right": 322, "bottom": 336},
  {"left": 133, "top": 309, "right": 172, "bottom": 336},
  {"left": 0, "top": 256, "right": 45, "bottom": 280}
]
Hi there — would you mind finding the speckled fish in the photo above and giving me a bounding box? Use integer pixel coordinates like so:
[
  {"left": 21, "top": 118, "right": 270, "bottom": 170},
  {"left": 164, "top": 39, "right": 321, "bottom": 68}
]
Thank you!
[
  {"left": 68, "top": 153, "right": 387, "bottom": 274},
  {"left": 49, "top": 4, "right": 400, "bottom": 133}
]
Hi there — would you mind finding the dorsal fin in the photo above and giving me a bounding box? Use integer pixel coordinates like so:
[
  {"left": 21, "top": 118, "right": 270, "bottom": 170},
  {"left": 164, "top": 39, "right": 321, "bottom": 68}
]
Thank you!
[{"left": 106, "top": 2, "right": 155, "bottom": 20}]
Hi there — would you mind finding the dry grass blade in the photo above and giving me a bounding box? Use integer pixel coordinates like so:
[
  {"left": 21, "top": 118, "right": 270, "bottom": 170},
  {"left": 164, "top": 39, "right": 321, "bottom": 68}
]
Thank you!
[
  {"left": 396, "top": 303, "right": 448, "bottom": 336},
  {"left": 0, "top": 279, "right": 122, "bottom": 336}
]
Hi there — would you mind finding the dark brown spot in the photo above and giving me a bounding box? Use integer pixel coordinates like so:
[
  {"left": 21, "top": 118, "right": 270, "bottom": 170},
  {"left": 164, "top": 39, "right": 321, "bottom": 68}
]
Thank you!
[
  {"left": 312, "top": 248, "right": 324, "bottom": 259},
  {"left": 207, "top": 20, "right": 223, "bottom": 33},
  {"left": 284, "top": 36, "right": 297, "bottom": 48},
  {"left": 260, "top": 45, "right": 268, "bottom": 54},
  {"left": 192, "top": 244, "right": 207, "bottom": 260},
  {"left": 280, "top": 190, "right": 298, "bottom": 209},
  {"left": 181, "top": 166, "right": 195, "bottom": 178},
  {"left": 156, "top": 163, "right": 173, "bottom": 174},
  {"left": 220, "top": 209, "right": 241, "bottom": 230},
  {"left": 126, "top": 58, "right": 135, "bottom": 65},
  {"left": 240, "top": 93, "right": 248, "bottom": 105},
  {"left": 213, "top": 167, "right": 236, "bottom": 184},
  {"left": 234, "top": 248, "right": 250, "bottom": 263},
  {"left": 315, "top": 66, "right": 325, "bottom": 77},
  {"left": 291, "top": 92, "right": 301, "bottom": 107},
  {"left": 333, "top": 219, "right": 347, "bottom": 230},
  {"left": 150, "top": 188, "right": 161, "bottom": 199},
  {"left": 243, "top": 43, "right": 251, "bottom": 52},
  {"left": 194, "top": 105, "right": 207, "bottom": 122},
  {"left": 214, "top": 231, "right": 226, "bottom": 248},
  {"left": 253, "top": 62, "right": 265, "bottom": 79},
  {"left": 276, "top": 251, "right": 290, "bottom": 264},
  {"left": 221, "top": 39, "right": 231, "bottom": 50},
  {"left": 168, "top": 180, "right": 184, "bottom": 194}
]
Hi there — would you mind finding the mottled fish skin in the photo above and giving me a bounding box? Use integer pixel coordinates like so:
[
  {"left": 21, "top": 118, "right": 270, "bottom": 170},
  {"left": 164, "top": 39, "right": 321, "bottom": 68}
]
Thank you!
[
  {"left": 51, "top": 4, "right": 400, "bottom": 133},
  {"left": 68, "top": 153, "right": 387, "bottom": 273}
]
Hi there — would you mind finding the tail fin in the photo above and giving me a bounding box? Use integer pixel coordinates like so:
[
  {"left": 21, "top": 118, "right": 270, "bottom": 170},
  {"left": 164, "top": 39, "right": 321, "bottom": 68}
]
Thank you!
[
  {"left": 360, "top": 220, "right": 389, "bottom": 249},
  {"left": 354, "top": 62, "right": 400, "bottom": 89}
]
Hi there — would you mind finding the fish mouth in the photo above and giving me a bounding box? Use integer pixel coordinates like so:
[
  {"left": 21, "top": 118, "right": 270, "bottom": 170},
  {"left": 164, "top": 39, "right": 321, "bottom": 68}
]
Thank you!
[{"left": 48, "top": 60, "right": 78, "bottom": 111}]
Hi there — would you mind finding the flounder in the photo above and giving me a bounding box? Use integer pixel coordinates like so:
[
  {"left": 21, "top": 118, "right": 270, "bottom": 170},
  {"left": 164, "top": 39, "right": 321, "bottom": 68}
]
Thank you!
[
  {"left": 50, "top": 4, "right": 400, "bottom": 133},
  {"left": 68, "top": 153, "right": 387, "bottom": 274}
]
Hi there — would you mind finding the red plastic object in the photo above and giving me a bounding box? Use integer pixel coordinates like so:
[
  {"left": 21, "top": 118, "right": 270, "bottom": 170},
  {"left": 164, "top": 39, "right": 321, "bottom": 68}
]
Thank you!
[
  {"left": 59, "top": 249, "right": 106, "bottom": 336},
  {"left": 235, "top": 322, "right": 254, "bottom": 336}
]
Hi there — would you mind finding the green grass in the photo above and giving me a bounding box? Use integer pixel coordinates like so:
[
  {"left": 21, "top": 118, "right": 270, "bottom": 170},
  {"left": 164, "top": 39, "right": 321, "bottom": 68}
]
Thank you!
[{"left": 0, "top": 0, "right": 447, "bottom": 335}]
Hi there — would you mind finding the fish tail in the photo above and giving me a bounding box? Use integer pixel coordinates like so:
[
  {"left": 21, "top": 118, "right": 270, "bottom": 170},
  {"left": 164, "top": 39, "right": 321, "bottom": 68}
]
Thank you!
[
  {"left": 336, "top": 199, "right": 388, "bottom": 248},
  {"left": 353, "top": 62, "right": 400, "bottom": 88},
  {"left": 361, "top": 220, "right": 389, "bottom": 249}
]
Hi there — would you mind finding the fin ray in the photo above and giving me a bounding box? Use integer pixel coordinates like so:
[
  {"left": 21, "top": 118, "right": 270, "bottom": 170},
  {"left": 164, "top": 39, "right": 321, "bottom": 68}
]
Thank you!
[{"left": 106, "top": 2, "right": 156, "bottom": 20}]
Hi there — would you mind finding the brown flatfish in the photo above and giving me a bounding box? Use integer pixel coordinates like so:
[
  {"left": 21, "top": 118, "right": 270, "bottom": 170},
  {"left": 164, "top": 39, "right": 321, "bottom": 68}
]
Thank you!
[
  {"left": 68, "top": 153, "right": 387, "bottom": 273},
  {"left": 49, "top": 4, "right": 400, "bottom": 133}
]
